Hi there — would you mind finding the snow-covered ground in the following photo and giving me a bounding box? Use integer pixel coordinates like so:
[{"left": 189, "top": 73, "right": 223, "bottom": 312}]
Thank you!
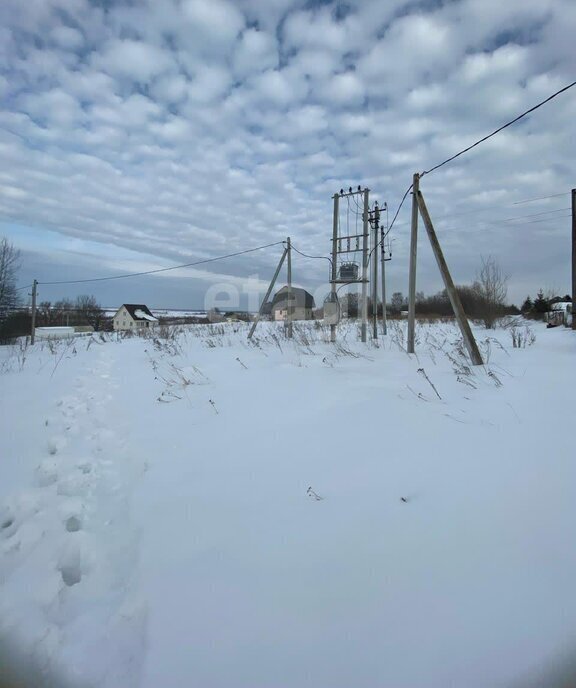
[{"left": 1, "top": 319, "right": 575, "bottom": 688}]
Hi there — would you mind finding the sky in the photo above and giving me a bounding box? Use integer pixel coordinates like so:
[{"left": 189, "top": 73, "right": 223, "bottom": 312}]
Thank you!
[{"left": 0, "top": 0, "right": 575, "bottom": 311}]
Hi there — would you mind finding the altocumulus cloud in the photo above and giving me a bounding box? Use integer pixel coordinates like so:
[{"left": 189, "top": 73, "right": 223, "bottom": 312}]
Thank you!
[{"left": 0, "top": 0, "right": 575, "bottom": 307}]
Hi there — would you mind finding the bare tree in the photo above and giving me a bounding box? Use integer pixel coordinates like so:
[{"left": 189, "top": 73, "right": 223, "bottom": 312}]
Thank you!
[
  {"left": 0, "top": 237, "right": 20, "bottom": 319},
  {"left": 75, "top": 295, "right": 105, "bottom": 330},
  {"left": 390, "top": 291, "right": 406, "bottom": 314},
  {"left": 476, "top": 255, "right": 508, "bottom": 329}
]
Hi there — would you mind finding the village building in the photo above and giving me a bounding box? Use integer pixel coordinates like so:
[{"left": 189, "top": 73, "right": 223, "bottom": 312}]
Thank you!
[
  {"left": 271, "top": 286, "right": 315, "bottom": 321},
  {"left": 113, "top": 304, "right": 158, "bottom": 331}
]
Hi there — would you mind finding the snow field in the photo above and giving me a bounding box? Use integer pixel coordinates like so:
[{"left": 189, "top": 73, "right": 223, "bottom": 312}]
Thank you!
[{"left": 1, "top": 320, "right": 575, "bottom": 687}]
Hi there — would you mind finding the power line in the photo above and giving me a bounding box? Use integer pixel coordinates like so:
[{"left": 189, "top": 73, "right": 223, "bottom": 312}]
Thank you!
[
  {"left": 37, "top": 241, "right": 285, "bottom": 286},
  {"left": 393, "top": 202, "right": 571, "bottom": 231},
  {"left": 437, "top": 212, "right": 571, "bottom": 234},
  {"left": 420, "top": 80, "right": 576, "bottom": 177},
  {"left": 387, "top": 184, "right": 413, "bottom": 236},
  {"left": 513, "top": 191, "right": 569, "bottom": 205},
  {"left": 290, "top": 244, "right": 333, "bottom": 267}
]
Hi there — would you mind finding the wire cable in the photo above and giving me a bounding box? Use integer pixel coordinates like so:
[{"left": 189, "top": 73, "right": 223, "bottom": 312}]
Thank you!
[
  {"left": 37, "top": 241, "right": 285, "bottom": 286},
  {"left": 513, "top": 191, "right": 569, "bottom": 205},
  {"left": 392, "top": 202, "right": 571, "bottom": 231},
  {"left": 290, "top": 244, "right": 333, "bottom": 268},
  {"left": 420, "top": 80, "right": 576, "bottom": 177},
  {"left": 385, "top": 183, "right": 413, "bottom": 239}
]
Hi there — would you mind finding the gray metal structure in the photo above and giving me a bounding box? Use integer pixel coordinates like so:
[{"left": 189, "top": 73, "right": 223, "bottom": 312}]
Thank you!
[{"left": 330, "top": 187, "right": 370, "bottom": 342}]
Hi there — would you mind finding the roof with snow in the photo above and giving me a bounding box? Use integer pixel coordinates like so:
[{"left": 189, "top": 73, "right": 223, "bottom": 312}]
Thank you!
[
  {"left": 118, "top": 304, "right": 158, "bottom": 322},
  {"left": 550, "top": 301, "right": 571, "bottom": 311}
]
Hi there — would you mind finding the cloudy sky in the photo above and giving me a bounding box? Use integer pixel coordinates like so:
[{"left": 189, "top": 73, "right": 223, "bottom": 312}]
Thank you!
[{"left": 0, "top": 0, "right": 574, "bottom": 310}]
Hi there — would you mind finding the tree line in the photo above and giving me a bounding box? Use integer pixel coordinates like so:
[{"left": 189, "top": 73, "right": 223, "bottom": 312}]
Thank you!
[
  {"left": 342, "top": 256, "right": 516, "bottom": 329},
  {"left": 0, "top": 237, "right": 108, "bottom": 343}
]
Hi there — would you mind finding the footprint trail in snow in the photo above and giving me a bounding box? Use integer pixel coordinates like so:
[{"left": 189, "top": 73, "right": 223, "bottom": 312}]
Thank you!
[{"left": 0, "top": 347, "right": 146, "bottom": 687}]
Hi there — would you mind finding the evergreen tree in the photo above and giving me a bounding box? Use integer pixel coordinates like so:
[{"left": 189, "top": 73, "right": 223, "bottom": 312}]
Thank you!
[
  {"left": 533, "top": 290, "right": 549, "bottom": 314},
  {"left": 520, "top": 296, "right": 533, "bottom": 313}
]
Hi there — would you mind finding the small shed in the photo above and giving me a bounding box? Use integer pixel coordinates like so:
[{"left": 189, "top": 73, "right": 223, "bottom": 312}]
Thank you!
[{"left": 113, "top": 304, "right": 158, "bottom": 331}]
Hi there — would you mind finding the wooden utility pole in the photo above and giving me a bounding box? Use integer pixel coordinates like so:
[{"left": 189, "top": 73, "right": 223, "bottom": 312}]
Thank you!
[
  {"left": 286, "top": 236, "right": 293, "bottom": 339},
  {"left": 407, "top": 173, "right": 419, "bottom": 353},
  {"left": 360, "top": 188, "right": 370, "bottom": 343},
  {"left": 416, "top": 190, "right": 483, "bottom": 365},
  {"left": 330, "top": 193, "right": 339, "bottom": 343},
  {"left": 248, "top": 246, "right": 287, "bottom": 339},
  {"left": 381, "top": 225, "right": 387, "bottom": 335},
  {"left": 372, "top": 203, "right": 379, "bottom": 339},
  {"left": 572, "top": 189, "right": 576, "bottom": 330},
  {"left": 30, "top": 279, "right": 38, "bottom": 345}
]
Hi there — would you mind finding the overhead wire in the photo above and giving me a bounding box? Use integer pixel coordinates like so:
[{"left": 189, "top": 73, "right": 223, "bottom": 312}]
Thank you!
[
  {"left": 419, "top": 80, "right": 576, "bottom": 178},
  {"left": 290, "top": 244, "right": 333, "bottom": 267},
  {"left": 513, "top": 191, "right": 569, "bottom": 205},
  {"left": 392, "top": 202, "right": 571, "bottom": 231},
  {"left": 37, "top": 241, "right": 285, "bottom": 286}
]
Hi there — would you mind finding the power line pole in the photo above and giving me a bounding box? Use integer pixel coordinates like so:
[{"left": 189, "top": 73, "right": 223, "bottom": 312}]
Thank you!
[
  {"left": 361, "top": 187, "right": 370, "bottom": 343},
  {"left": 407, "top": 173, "right": 419, "bottom": 354},
  {"left": 248, "top": 246, "right": 288, "bottom": 339},
  {"left": 286, "top": 236, "right": 293, "bottom": 339},
  {"left": 371, "top": 202, "right": 379, "bottom": 339},
  {"left": 30, "top": 279, "right": 38, "bottom": 345},
  {"left": 572, "top": 188, "right": 575, "bottom": 330},
  {"left": 330, "top": 193, "right": 339, "bottom": 343},
  {"left": 416, "top": 190, "right": 483, "bottom": 365},
  {"left": 381, "top": 223, "right": 388, "bottom": 336}
]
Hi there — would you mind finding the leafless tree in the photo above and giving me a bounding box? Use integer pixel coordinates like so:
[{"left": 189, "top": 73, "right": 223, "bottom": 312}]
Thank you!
[
  {"left": 75, "top": 294, "right": 105, "bottom": 330},
  {"left": 476, "top": 255, "right": 508, "bottom": 329},
  {"left": 0, "top": 237, "right": 20, "bottom": 319}
]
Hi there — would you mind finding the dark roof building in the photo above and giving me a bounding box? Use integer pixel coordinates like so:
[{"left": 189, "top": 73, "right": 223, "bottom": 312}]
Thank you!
[
  {"left": 271, "top": 286, "right": 315, "bottom": 310},
  {"left": 113, "top": 304, "right": 158, "bottom": 331},
  {"left": 271, "top": 286, "right": 315, "bottom": 321},
  {"left": 122, "top": 304, "right": 157, "bottom": 321}
]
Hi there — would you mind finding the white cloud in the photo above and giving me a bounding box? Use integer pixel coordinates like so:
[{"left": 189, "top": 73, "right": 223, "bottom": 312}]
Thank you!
[
  {"left": 319, "top": 71, "right": 364, "bottom": 106},
  {"left": 233, "top": 29, "right": 278, "bottom": 78},
  {"left": 0, "top": 0, "right": 574, "bottom": 307},
  {"left": 151, "top": 74, "right": 189, "bottom": 104},
  {"left": 181, "top": 0, "right": 244, "bottom": 45},
  {"left": 50, "top": 25, "right": 84, "bottom": 50},
  {"left": 94, "top": 39, "right": 174, "bottom": 83}
]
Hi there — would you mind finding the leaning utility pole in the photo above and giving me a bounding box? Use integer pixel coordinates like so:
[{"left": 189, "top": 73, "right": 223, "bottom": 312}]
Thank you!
[
  {"left": 407, "top": 173, "right": 419, "bottom": 354},
  {"left": 360, "top": 188, "right": 370, "bottom": 343},
  {"left": 248, "top": 245, "right": 288, "bottom": 339},
  {"left": 416, "top": 190, "right": 483, "bottom": 365},
  {"left": 572, "top": 189, "right": 576, "bottom": 330},
  {"left": 30, "top": 279, "right": 38, "bottom": 345},
  {"left": 286, "top": 236, "right": 293, "bottom": 339},
  {"left": 330, "top": 193, "right": 339, "bottom": 343}
]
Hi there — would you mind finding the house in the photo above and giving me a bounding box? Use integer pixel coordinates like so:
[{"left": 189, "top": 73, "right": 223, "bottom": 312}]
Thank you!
[
  {"left": 113, "top": 304, "right": 158, "bottom": 331},
  {"left": 271, "top": 286, "right": 315, "bottom": 321},
  {"left": 547, "top": 301, "right": 572, "bottom": 327}
]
